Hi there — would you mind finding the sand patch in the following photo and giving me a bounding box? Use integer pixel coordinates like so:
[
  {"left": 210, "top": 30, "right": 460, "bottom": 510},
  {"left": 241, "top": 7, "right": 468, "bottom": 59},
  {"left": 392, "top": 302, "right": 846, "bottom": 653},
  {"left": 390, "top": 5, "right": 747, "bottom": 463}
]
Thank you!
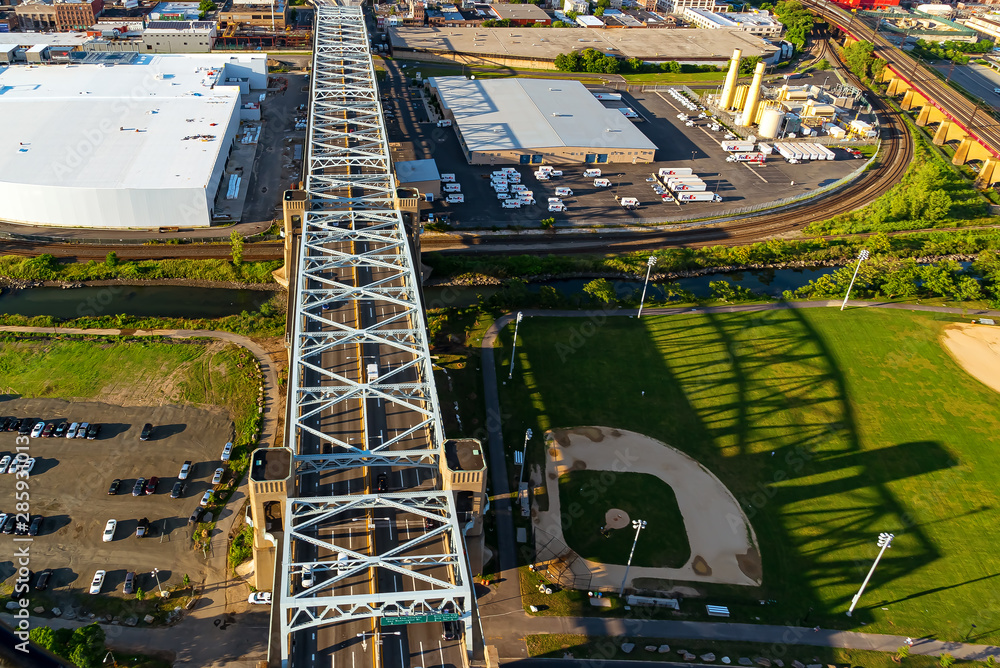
[
  {"left": 604, "top": 508, "right": 630, "bottom": 529},
  {"left": 941, "top": 323, "right": 1000, "bottom": 394}
]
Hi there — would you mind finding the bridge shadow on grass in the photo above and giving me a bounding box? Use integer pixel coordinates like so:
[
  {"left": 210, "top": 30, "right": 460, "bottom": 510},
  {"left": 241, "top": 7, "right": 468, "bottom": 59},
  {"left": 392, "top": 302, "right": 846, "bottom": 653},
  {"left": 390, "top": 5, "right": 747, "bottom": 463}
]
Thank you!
[{"left": 500, "top": 306, "right": 957, "bottom": 626}]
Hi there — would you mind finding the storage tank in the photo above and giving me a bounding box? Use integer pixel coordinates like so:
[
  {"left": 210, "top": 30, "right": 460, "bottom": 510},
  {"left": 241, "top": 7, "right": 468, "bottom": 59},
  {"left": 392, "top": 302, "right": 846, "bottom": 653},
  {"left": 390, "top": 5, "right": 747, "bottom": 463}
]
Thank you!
[{"left": 758, "top": 108, "right": 785, "bottom": 139}]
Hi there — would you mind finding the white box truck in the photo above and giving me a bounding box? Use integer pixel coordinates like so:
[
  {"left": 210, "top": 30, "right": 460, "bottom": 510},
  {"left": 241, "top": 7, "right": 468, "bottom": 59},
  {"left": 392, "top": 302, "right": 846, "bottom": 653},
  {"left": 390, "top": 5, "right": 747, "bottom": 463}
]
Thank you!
[
  {"left": 677, "top": 191, "right": 722, "bottom": 202},
  {"left": 548, "top": 203, "right": 566, "bottom": 212},
  {"left": 584, "top": 168, "right": 602, "bottom": 178},
  {"left": 443, "top": 183, "right": 461, "bottom": 193},
  {"left": 594, "top": 178, "right": 612, "bottom": 187},
  {"left": 726, "top": 152, "right": 766, "bottom": 163},
  {"left": 721, "top": 140, "right": 755, "bottom": 152},
  {"left": 658, "top": 167, "right": 693, "bottom": 178},
  {"left": 436, "top": 119, "right": 452, "bottom": 127},
  {"left": 555, "top": 187, "right": 573, "bottom": 197},
  {"left": 440, "top": 173, "right": 456, "bottom": 183},
  {"left": 501, "top": 199, "right": 521, "bottom": 208},
  {"left": 446, "top": 194, "right": 464, "bottom": 203},
  {"left": 620, "top": 197, "right": 640, "bottom": 209}
]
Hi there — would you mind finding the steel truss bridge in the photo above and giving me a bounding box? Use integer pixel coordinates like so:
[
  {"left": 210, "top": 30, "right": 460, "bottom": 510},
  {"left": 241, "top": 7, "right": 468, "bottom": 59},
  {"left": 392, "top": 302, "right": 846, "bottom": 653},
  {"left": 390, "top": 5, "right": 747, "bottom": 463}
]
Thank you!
[{"left": 279, "top": 3, "right": 474, "bottom": 666}]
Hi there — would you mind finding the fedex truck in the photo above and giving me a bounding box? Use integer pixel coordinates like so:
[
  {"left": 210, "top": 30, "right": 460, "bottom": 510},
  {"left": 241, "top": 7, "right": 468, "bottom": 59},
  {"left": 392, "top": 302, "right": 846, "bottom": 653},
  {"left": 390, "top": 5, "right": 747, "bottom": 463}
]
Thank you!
[
  {"left": 658, "top": 167, "right": 693, "bottom": 178},
  {"left": 721, "top": 140, "right": 755, "bottom": 152},
  {"left": 669, "top": 180, "right": 707, "bottom": 192},
  {"left": 677, "top": 191, "right": 722, "bottom": 202}
]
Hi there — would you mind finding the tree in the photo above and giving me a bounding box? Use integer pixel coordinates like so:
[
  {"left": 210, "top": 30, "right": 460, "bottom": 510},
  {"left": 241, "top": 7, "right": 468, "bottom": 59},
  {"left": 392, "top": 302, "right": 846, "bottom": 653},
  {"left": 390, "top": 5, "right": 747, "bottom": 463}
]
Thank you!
[
  {"left": 28, "top": 627, "right": 58, "bottom": 653},
  {"left": 955, "top": 275, "right": 982, "bottom": 301},
  {"left": 939, "top": 654, "right": 955, "bottom": 668},
  {"left": 867, "top": 231, "right": 891, "bottom": 255},
  {"left": 738, "top": 55, "right": 762, "bottom": 75},
  {"left": 893, "top": 645, "right": 910, "bottom": 663},
  {"left": 594, "top": 6, "right": 604, "bottom": 15},
  {"left": 104, "top": 251, "right": 119, "bottom": 267},
  {"left": 583, "top": 278, "right": 617, "bottom": 304},
  {"left": 230, "top": 230, "right": 245, "bottom": 266}
]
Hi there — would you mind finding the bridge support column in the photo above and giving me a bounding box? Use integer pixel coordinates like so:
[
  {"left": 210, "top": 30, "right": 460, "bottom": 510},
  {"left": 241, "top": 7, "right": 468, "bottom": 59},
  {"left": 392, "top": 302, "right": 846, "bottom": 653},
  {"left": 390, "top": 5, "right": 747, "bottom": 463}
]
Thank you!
[
  {"left": 274, "top": 189, "right": 307, "bottom": 289},
  {"left": 915, "top": 103, "right": 946, "bottom": 128},
  {"left": 976, "top": 158, "right": 1000, "bottom": 188},
  {"left": 932, "top": 120, "right": 969, "bottom": 146}
]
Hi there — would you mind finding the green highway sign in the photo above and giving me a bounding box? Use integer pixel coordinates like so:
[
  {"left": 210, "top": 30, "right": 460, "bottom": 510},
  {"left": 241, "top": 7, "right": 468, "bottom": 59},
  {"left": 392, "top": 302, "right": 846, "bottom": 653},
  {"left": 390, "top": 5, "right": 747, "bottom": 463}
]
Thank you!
[{"left": 381, "top": 614, "right": 461, "bottom": 626}]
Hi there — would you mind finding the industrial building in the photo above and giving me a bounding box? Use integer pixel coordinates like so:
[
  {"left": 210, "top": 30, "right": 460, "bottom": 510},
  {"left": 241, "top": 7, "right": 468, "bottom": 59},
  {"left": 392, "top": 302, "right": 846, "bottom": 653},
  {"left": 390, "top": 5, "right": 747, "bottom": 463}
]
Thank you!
[
  {"left": 429, "top": 76, "right": 656, "bottom": 165},
  {"left": 681, "top": 7, "right": 783, "bottom": 35},
  {"left": 394, "top": 158, "right": 441, "bottom": 199},
  {"left": 141, "top": 20, "right": 216, "bottom": 52},
  {"left": 0, "top": 52, "right": 267, "bottom": 229}
]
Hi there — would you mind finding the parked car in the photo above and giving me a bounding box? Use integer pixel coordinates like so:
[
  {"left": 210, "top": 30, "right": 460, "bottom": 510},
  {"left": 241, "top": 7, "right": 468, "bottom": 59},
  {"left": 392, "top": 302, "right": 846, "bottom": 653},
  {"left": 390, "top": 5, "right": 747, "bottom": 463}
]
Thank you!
[
  {"left": 123, "top": 571, "right": 136, "bottom": 595},
  {"left": 136, "top": 517, "right": 150, "bottom": 538},
  {"left": 220, "top": 442, "right": 233, "bottom": 462},
  {"left": 2, "top": 515, "right": 17, "bottom": 534},
  {"left": 145, "top": 476, "right": 159, "bottom": 495},
  {"left": 40, "top": 423, "right": 55, "bottom": 438},
  {"left": 86, "top": 423, "right": 101, "bottom": 440},
  {"left": 30, "top": 422, "right": 45, "bottom": 438},
  {"left": 53, "top": 423, "right": 69, "bottom": 438},
  {"left": 28, "top": 515, "right": 43, "bottom": 536},
  {"left": 187, "top": 508, "right": 203, "bottom": 525},
  {"left": 76, "top": 422, "right": 89, "bottom": 438},
  {"left": 178, "top": 461, "right": 192, "bottom": 480},
  {"left": 212, "top": 468, "right": 225, "bottom": 485},
  {"left": 17, "top": 458, "right": 36, "bottom": 475},
  {"left": 0, "top": 457, "right": 11, "bottom": 475},
  {"left": 18, "top": 420, "right": 33, "bottom": 436},
  {"left": 35, "top": 569, "right": 52, "bottom": 591},
  {"left": 376, "top": 472, "right": 388, "bottom": 493},
  {"left": 66, "top": 422, "right": 79, "bottom": 439},
  {"left": 199, "top": 491, "right": 213, "bottom": 507},
  {"left": 0, "top": 418, "right": 12, "bottom": 431},
  {"left": 8, "top": 418, "right": 23, "bottom": 433},
  {"left": 89, "top": 570, "right": 106, "bottom": 594},
  {"left": 170, "top": 481, "right": 186, "bottom": 499},
  {"left": 248, "top": 592, "right": 272, "bottom": 605},
  {"left": 102, "top": 519, "right": 117, "bottom": 542},
  {"left": 132, "top": 478, "right": 146, "bottom": 497},
  {"left": 108, "top": 478, "right": 122, "bottom": 495},
  {"left": 140, "top": 423, "right": 153, "bottom": 441}
]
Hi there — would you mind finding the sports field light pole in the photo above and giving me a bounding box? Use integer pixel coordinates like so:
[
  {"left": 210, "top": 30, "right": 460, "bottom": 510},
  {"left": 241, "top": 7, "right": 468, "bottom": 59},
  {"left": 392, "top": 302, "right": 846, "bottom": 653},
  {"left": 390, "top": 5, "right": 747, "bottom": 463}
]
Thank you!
[
  {"left": 846, "top": 532, "right": 893, "bottom": 617},
  {"left": 637, "top": 256, "right": 658, "bottom": 319},
  {"left": 150, "top": 567, "right": 165, "bottom": 597},
  {"left": 840, "top": 249, "right": 870, "bottom": 311},
  {"left": 508, "top": 311, "right": 524, "bottom": 380},
  {"left": 618, "top": 519, "right": 647, "bottom": 598},
  {"left": 519, "top": 428, "right": 533, "bottom": 486}
]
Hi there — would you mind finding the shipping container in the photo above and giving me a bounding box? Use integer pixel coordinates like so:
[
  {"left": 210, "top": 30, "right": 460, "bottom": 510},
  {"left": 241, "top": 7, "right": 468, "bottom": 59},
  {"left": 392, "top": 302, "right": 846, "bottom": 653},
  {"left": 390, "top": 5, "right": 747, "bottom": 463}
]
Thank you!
[
  {"left": 594, "top": 178, "right": 612, "bottom": 187},
  {"left": 669, "top": 182, "right": 707, "bottom": 192},
  {"left": 658, "top": 167, "right": 693, "bottom": 178},
  {"left": 721, "top": 140, "right": 755, "bottom": 153},
  {"left": 584, "top": 169, "right": 602, "bottom": 177},
  {"left": 677, "top": 191, "right": 723, "bottom": 202}
]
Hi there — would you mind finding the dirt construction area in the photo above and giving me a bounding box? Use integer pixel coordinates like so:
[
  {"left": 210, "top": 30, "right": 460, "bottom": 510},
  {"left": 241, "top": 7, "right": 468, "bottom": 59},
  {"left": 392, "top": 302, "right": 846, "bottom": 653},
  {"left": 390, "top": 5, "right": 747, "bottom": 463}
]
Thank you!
[
  {"left": 533, "top": 426, "right": 761, "bottom": 590},
  {"left": 941, "top": 323, "right": 1000, "bottom": 394},
  {"left": 0, "top": 397, "right": 233, "bottom": 616}
]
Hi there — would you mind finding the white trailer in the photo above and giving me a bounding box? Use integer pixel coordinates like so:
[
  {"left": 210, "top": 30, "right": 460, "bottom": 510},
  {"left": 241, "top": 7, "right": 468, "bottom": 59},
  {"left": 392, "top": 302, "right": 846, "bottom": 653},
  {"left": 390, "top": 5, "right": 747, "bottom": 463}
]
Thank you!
[
  {"left": 816, "top": 144, "right": 837, "bottom": 161},
  {"left": 677, "top": 191, "right": 723, "bottom": 202},
  {"left": 658, "top": 167, "right": 693, "bottom": 178},
  {"left": 584, "top": 168, "right": 602, "bottom": 178},
  {"left": 669, "top": 181, "right": 707, "bottom": 192},
  {"left": 721, "top": 140, "right": 755, "bottom": 152},
  {"left": 666, "top": 176, "right": 705, "bottom": 187},
  {"left": 757, "top": 143, "right": 773, "bottom": 155},
  {"left": 774, "top": 143, "right": 795, "bottom": 161}
]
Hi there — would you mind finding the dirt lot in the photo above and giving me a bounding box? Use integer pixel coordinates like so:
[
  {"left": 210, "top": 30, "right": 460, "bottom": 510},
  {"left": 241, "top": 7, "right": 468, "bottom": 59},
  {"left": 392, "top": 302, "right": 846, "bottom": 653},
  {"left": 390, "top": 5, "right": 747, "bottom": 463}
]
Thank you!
[{"left": 0, "top": 397, "right": 234, "bottom": 615}]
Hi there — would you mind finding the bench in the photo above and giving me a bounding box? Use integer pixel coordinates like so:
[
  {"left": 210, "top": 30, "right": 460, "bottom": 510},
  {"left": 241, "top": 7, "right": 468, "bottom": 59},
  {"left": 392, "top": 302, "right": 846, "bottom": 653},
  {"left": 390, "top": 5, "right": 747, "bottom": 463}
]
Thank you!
[{"left": 706, "top": 605, "right": 730, "bottom": 618}]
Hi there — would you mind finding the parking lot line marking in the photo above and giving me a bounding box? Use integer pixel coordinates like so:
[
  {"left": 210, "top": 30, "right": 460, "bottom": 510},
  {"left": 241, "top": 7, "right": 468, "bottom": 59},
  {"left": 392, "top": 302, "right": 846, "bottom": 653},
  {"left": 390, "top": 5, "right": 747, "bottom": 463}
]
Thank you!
[{"left": 741, "top": 163, "right": 769, "bottom": 183}]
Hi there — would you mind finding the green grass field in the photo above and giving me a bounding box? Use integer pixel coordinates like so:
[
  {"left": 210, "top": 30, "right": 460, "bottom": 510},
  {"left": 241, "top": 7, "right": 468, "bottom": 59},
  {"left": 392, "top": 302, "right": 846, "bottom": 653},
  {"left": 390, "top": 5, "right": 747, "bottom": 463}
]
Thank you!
[
  {"left": 559, "top": 470, "right": 690, "bottom": 569},
  {"left": 496, "top": 308, "right": 1000, "bottom": 641}
]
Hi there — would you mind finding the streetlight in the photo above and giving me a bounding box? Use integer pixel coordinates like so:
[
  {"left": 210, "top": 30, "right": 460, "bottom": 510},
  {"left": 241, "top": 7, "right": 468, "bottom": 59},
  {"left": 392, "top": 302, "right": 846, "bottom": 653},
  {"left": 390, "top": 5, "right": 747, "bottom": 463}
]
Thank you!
[
  {"left": 508, "top": 311, "right": 524, "bottom": 380},
  {"left": 840, "top": 249, "right": 870, "bottom": 311},
  {"left": 637, "top": 256, "right": 657, "bottom": 319},
  {"left": 518, "top": 428, "right": 533, "bottom": 485},
  {"left": 618, "top": 518, "right": 647, "bottom": 598},
  {"left": 846, "top": 532, "right": 893, "bottom": 617},
  {"left": 103, "top": 651, "right": 117, "bottom": 667},
  {"left": 150, "top": 568, "right": 165, "bottom": 597}
]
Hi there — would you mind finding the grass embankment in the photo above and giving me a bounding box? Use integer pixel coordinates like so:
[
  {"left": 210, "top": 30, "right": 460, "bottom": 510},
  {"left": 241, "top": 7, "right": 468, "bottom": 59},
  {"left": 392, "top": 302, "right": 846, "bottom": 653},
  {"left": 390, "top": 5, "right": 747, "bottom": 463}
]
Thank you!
[
  {"left": 496, "top": 308, "right": 1000, "bottom": 642},
  {"left": 0, "top": 254, "right": 282, "bottom": 284},
  {"left": 559, "top": 470, "right": 690, "bottom": 569},
  {"left": 526, "top": 634, "right": 955, "bottom": 668}
]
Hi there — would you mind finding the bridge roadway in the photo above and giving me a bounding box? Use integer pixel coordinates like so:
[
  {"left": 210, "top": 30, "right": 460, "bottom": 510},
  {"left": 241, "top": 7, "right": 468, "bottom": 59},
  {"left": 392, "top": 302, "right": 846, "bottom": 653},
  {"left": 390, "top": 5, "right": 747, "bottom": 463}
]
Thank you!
[
  {"left": 807, "top": 0, "right": 1000, "bottom": 157},
  {"left": 280, "top": 2, "right": 474, "bottom": 667}
]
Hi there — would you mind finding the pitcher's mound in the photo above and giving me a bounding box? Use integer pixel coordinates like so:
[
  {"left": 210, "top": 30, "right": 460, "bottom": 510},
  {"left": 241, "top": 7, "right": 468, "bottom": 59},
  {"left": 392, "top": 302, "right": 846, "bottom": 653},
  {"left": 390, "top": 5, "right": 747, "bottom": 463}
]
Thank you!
[
  {"left": 941, "top": 323, "right": 1000, "bottom": 394},
  {"left": 605, "top": 508, "right": 630, "bottom": 529}
]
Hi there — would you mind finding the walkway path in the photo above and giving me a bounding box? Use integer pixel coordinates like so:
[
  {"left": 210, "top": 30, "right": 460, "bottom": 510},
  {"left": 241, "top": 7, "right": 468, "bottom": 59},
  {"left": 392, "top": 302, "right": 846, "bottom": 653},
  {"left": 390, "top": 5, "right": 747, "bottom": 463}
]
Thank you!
[
  {"left": 476, "top": 301, "right": 1000, "bottom": 663},
  {"left": 0, "top": 325, "right": 283, "bottom": 667}
]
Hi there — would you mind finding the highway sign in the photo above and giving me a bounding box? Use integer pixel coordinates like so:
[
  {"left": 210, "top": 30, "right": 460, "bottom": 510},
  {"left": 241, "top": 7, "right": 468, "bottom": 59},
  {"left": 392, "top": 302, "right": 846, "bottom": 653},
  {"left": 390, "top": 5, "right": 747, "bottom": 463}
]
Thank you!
[{"left": 381, "top": 613, "right": 461, "bottom": 626}]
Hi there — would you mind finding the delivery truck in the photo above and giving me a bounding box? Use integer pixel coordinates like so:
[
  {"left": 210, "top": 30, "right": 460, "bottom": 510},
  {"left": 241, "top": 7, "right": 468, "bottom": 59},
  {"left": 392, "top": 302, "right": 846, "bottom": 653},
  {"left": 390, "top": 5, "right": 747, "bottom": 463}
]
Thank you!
[
  {"left": 669, "top": 181, "right": 707, "bottom": 192},
  {"left": 677, "top": 191, "right": 723, "bottom": 202},
  {"left": 445, "top": 194, "right": 464, "bottom": 203},
  {"left": 658, "top": 167, "right": 693, "bottom": 178},
  {"left": 594, "top": 178, "right": 612, "bottom": 187},
  {"left": 726, "top": 152, "right": 766, "bottom": 163},
  {"left": 584, "top": 168, "right": 602, "bottom": 178},
  {"left": 620, "top": 197, "right": 639, "bottom": 209},
  {"left": 721, "top": 140, "right": 755, "bottom": 152},
  {"left": 443, "top": 183, "right": 461, "bottom": 193}
]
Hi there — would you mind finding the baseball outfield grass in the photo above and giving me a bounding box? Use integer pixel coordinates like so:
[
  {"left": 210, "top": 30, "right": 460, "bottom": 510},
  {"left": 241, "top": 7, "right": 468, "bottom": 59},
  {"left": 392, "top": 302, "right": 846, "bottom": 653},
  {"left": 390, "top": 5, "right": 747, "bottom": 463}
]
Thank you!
[{"left": 496, "top": 307, "right": 1000, "bottom": 641}]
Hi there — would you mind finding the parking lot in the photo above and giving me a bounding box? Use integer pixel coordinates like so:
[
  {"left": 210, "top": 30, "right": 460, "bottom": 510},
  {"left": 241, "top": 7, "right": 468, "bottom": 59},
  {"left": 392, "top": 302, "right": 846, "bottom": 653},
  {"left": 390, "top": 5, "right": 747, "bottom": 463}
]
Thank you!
[
  {"left": 0, "top": 397, "right": 234, "bottom": 610},
  {"left": 379, "top": 62, "right": 866, "bottom": 228}
]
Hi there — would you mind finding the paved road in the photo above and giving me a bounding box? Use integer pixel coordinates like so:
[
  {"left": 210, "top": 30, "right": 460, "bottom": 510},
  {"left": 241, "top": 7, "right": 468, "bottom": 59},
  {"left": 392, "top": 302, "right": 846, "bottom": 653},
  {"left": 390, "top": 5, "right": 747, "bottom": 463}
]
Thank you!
[
  {"left": 477, "top": 301, "right": 1000, "bottom": 663},
  {"left": 930, "top": 62, "right": 1000, "bottom": 110}
]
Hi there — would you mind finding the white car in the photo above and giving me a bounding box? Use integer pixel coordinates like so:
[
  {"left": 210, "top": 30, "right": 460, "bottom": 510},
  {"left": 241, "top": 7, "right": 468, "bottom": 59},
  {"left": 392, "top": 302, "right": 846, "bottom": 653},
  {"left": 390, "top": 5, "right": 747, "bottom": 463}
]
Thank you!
[
  {"left": 66, "top": 422, "right": 79, "bottom": 439},
  {"left": 76, "top": 422, "right": 89, "bottom": 439},
  {"left": 102, "top": 519, "right": 116, "bottom": 542},
  {"left": 212, "top": 467, "right": 225, "bottom": 485},
  {"left": 30, "top": 422, "right": 45, "bottom": 438},
  {"left": 89, "top": 570, "right": 105, "bottom": 595},
  {"left": 337, "top": 551, "right": 350, "bottom": 575},
  {"left": 220, "top": 442, "right": 233, "bottom": 462},
  {"left": 0, "top": 456, "right": 10, "bottom": 475},
  {"left": 200, "top": 491, "right": 213, "bottom": 507},
  {"left": 248, "top": 592, "right": 272, "bottom": 605},
  {"left": 16, "top": 458, "right": 36, "bottom": 475},
  {"left": 302, "top": 565, "right": 314, "bottom": 588},
  {"left": 178, "top": 461, "right": 192, "bottom": 480}
]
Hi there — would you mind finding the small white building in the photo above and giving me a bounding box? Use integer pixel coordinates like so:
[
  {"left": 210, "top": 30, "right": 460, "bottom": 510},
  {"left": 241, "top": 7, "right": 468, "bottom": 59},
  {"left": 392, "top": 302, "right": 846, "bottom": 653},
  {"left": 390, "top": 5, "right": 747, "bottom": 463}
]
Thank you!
[
  {"left": 563, "top": 0, "right": 588, "bottom": 14},
  {"left": 682, "top": 7, "right": 783, "bottom": 35}
]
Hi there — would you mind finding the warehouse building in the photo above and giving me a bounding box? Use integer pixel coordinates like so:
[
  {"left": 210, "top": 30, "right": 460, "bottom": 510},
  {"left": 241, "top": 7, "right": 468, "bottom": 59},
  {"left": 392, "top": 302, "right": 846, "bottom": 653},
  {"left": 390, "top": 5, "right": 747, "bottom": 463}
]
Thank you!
[
  {"left": 0, "top": 52, "right": 267, "bottom": 229},
  {"left": 429, "top": 76, "right": 656, "bottom": 165}
]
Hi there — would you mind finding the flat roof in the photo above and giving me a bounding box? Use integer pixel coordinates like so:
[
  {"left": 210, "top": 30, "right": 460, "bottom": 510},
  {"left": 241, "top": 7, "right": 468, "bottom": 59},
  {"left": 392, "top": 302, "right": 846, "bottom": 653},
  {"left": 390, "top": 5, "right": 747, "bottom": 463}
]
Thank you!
[
  {"left": 0, "top": 54, "right": 241, "bottom": 191},
  {"left": 250, "top": 447, "right": 292, "bottom": 482},
  {"left": 0, "top": 31, "right": 92, "bottom": 47},
  {"left": 489, "top": 2, "right": 550, "bottom": 20},
  {"left": 390, "top": 26, "right": 778, "bottom": 61},
  {"left": 430, "top": 76, "right": 657, "bottom": 152},
  {"left": 444, "top": 439, "right": 485, "bottom": 472},
  {"left": 395, "top": 158, "right": 440, "bottom": 183}
]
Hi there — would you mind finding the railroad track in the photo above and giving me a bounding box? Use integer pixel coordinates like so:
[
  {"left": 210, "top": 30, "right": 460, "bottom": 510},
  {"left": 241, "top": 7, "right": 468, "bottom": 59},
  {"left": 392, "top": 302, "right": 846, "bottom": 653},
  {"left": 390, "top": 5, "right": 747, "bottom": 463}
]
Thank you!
[{"left": 0, "top": 239, "right": 284, "bottom": 261}]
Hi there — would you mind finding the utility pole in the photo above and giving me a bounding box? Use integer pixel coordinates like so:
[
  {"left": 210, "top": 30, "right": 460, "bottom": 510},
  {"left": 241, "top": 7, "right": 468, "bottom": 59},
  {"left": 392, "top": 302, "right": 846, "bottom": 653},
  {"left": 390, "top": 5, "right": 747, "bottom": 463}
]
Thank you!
[
  {"left": 847, "top": 532, "right": 893, "bottom": 617},
  {"left": 840, "top": 249, "right": 870, "bottom": 311},
  {"left": 508, "top": 311, "right": 524, "bottom": 380}
]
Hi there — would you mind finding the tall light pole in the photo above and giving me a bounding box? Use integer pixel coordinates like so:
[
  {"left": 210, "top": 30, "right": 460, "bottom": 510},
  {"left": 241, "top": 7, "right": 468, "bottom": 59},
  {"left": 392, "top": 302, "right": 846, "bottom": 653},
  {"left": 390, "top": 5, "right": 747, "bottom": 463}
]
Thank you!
[
  {"left": 618, "top": 518, "right": 647, "bottom": 598},
  {"left": 150, "top": 568, "right": 165, "bottom": 597},
  {"left": 840, "top": 249, "right": 870, "bottom": 311},
  {"left": 519, "top": 428, "right": 533, "bottom": 485},
  {"left": 637, "top": 256, "right": 657, "bottom": 319},
  {"left": 508, "top": 311, "right": 524, "bottom": 380},
  {"left": 846, "top": 532, "right": 893, "bottom": 617}
]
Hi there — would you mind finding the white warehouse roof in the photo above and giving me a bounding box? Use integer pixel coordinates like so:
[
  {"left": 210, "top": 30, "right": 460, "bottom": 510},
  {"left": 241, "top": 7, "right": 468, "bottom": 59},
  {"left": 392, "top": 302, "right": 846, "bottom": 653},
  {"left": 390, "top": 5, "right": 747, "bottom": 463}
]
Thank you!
[{"left": 429, "top": 77, "right": 657, "bottom": 153}]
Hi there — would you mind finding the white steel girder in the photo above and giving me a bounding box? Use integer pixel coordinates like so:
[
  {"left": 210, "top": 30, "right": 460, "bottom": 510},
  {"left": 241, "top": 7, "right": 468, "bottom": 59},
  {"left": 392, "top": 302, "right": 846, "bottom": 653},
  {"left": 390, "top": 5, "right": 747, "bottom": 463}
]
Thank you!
[{"left": 281, "top": 2, "right": 474, "bottom": 665}]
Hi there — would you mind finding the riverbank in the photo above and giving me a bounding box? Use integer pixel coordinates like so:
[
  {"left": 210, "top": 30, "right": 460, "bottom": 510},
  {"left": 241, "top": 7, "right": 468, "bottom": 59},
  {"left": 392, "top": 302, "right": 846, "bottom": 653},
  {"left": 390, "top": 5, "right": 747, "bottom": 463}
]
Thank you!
[{"left": 0, "top": 277, "right": 280, "bottom": 291}]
